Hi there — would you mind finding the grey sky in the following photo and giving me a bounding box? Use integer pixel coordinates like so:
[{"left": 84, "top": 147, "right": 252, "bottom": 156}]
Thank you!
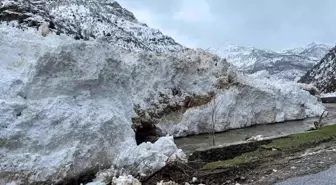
[{"left": 118, "top": 0, "right": 336, "bottom": 50}]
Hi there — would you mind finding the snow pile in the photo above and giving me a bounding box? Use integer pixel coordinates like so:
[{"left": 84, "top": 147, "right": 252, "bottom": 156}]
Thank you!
[
  {"left": 297, "top": 83, "right": 320, "bottom": 96},
  {"left": 0, "top": 24, "right": 325, "bottom": 184},
  {"left": 120, "top": 136, "right": 186, "bottom": 175},
  {"left": 111, "top": 175, "right": 141, "bottom": 185},
  {"left": 246, "top": 135, "right": 265, "bottom": 141},
  {"left": 299, "top": 47, "right": 336, "bottom": 93},
  {"left": 157, "top": 73, "right": 325, "bottom": 137},
  {"left": 86, "top": 176, "right": 141, "bottom": 185},
  {"left": 0, "top": 25, "right": 184, "bottom": 184},
  {"left": 92, "top": 137, "right": 186, "bottom": 184}
]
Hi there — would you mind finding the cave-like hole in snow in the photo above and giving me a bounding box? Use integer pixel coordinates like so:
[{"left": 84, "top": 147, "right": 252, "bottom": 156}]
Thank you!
[
  {"left": 134, "top": 122, "right": 163, "bottom": 145},
  {"left": 55, "top": 168, "right": 98, "bottom": 185}
]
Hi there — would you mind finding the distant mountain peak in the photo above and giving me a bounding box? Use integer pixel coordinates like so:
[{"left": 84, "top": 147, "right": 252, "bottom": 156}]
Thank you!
[{"left": 210, "top": 43, "right": 332, "bottom": 81}]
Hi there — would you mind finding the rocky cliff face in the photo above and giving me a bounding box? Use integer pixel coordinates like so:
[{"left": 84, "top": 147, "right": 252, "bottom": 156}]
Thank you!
[
  {"left": 0, "top": 0, "right": 185, "bottom": 52},
  {"left": 299, "top": 47, "right": 336, "bottom": 93},
  {"left": 211, "top": 43, "right": 331, "bottom": 81},
  {"left": 0, "top": 1, "right": 326, "bottom": 185}
]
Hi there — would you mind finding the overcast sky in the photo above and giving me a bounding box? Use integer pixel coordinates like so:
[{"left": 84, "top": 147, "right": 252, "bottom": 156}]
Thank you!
[{"left": 118, "top": 0, "right": 336, "bottom": 51}]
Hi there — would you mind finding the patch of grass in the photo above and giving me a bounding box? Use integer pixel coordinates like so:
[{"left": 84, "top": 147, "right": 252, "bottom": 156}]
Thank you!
[
  {"left": 263, "top": 125, "right": 336, "bottom": 151},
  {"left": 202, "top": 125, "right": 336, "bottom": 170},
  {"left": 202, "top": 149, "right": 277, "bottom": 170},
  {"left": 202, "top": 154, "right": 254, "bottom": 169}
]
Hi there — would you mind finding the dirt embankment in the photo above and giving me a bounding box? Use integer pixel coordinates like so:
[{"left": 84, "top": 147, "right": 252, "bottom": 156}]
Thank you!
[{"left": 143, "top": 124, "right": 336, "bottom": 185}]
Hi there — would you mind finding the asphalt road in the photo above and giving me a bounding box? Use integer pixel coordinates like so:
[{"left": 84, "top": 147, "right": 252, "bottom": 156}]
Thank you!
[{"left": 275, "top": 165, "right": 336, "bottom": 185}]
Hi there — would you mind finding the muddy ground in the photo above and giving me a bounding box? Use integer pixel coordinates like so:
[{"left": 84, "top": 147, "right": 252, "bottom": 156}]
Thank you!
[
  {"left": 232, "top": 142, "right": 336, "bottom": 185},
  {"left": 143, "top": 124, "right": 336, "bottom": 185}
]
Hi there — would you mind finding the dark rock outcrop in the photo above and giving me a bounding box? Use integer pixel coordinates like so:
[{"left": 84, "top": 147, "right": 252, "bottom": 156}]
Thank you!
[{"left": 299, "top": 47, "right": 336, "bottom": 93}]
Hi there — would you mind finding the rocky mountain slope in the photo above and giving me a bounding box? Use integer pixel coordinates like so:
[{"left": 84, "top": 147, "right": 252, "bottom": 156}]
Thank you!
[
  {"left": 211, "top": 43, "right": 331, "bottom": 81},
  {"left": 0, "top": 0, "right": 185, "bottom": 52},
  {"left": 0, "top": 1, "right": 326, "bottom": 185},
  {"left": 299, "top": 47, "right": 336, "bottom": 93}
]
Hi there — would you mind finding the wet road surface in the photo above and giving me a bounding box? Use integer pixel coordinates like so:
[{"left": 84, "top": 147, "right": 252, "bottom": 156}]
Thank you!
[{"left": 275, "top": 165, "right": 336, "bottom": 185}]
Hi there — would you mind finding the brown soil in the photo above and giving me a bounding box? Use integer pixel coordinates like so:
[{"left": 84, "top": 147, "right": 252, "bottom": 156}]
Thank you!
[{"left": 142, "top": 125, "right": 336, "bottom": 185}]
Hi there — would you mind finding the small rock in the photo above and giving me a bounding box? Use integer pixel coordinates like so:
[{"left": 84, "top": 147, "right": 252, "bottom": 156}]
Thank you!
[
  {"left": 225, "top": 180, "right": 232, "bottom": 184},
  {"left": 272, "top": 148, "right": 277, "bottom": 151},
  {"left": 235, "top": 183, "right": 241, "bottom": 185},
  {"left": 272, "top": 169, "right": 277, "bottom": 172},
  {"left": 291, "top": 166, "right": 297, "bottom": 170},
  {"left": 240, "top": 176, "right": 246, "bottom": 180},
  {"left": 192, "top": 177, "right": 198, "bottom": 183}
]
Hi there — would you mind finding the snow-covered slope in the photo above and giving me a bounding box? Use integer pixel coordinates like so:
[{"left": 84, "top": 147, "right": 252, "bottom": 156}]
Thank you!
[
  {"left": 299, "top": 47, "right": 336, "bottom": 93},
  {"left": 0, "top": 1, "right": 327, "bottom": 184},
  {"left": 282, "top": 43, "right": 331, "bottom": 59},
  {"left": 211, "top": 43, "right": 331, "bottom": 81},
  {"left": 0, "top": 25, "right": 325, "bottom": 184},
  {"left": 0, "top": 0, "right": 185, "bottom": 52}
]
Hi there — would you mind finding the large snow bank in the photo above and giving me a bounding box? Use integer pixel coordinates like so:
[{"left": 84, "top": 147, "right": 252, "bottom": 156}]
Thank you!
[
  {"left": 0, "top": 25, "right": 325, "bottom": 184},
  {"left": 157, "top": 68, "right": 325, "bottom": 137},
  {"left": 0, "top": 25, "right": 185, "bottom": 184}
]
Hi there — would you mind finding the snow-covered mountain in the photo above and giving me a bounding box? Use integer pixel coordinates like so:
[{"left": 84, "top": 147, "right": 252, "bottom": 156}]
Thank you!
[
  {"left": 0, "top": 0, "right": 185, "bottom": 52},
  {"left": 211, "top": 43, "right": 331, "bottom": 81},
  {"left": 299, "top": 47, "right": 336, "bottom": 93},
  {"left": 282, "top": 42, "right": 331, "bottom": 59},
  {"left": 0, "top": 1, "right": 327, "bottom": 185}
]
